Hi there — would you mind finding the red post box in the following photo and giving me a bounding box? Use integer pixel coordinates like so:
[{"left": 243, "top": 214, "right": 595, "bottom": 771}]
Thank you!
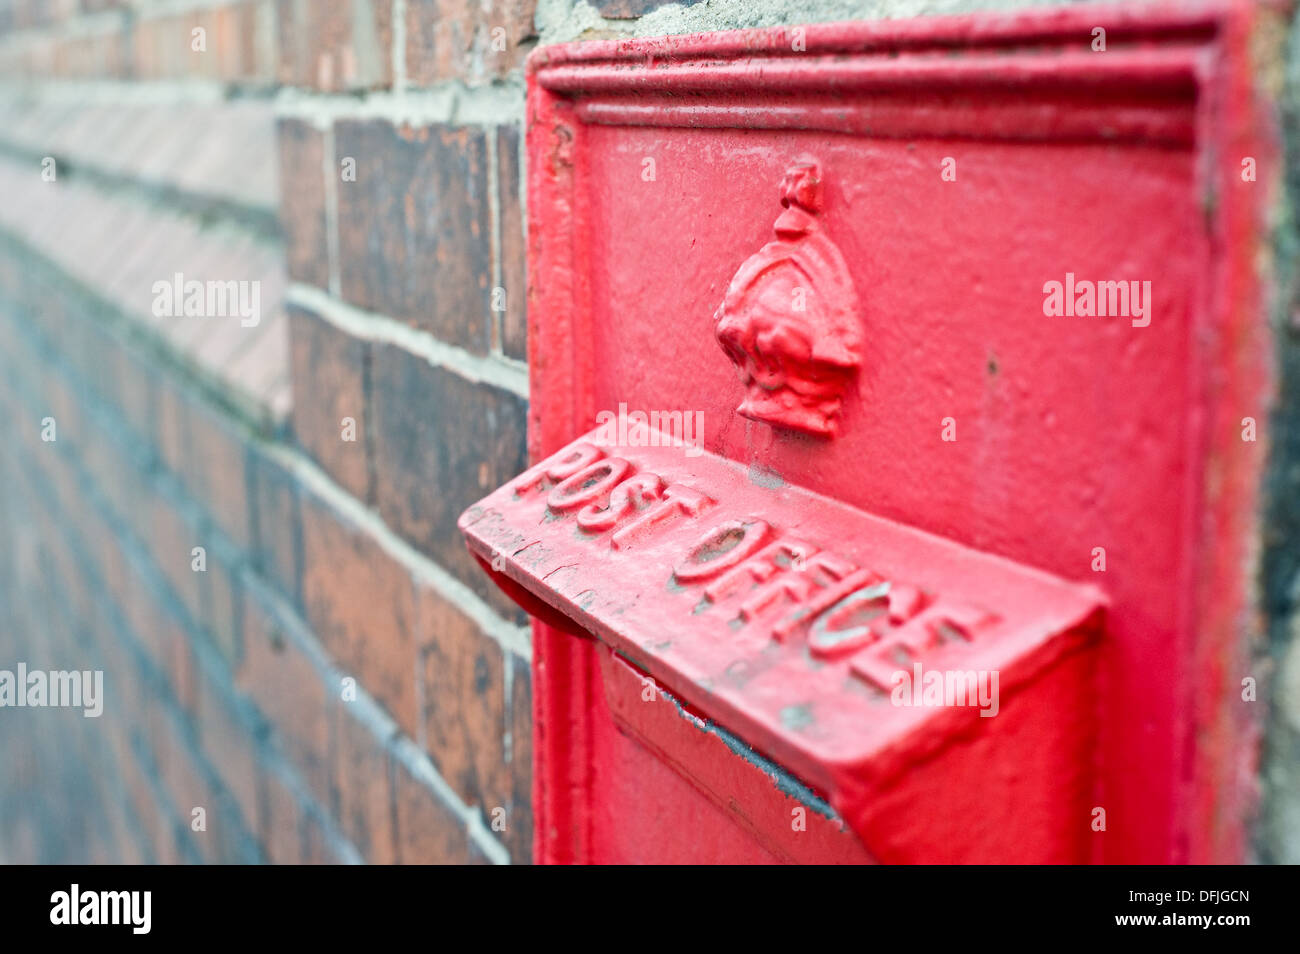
[{"left": 461, "top": 1, "right": 1277, "bottom": 863}]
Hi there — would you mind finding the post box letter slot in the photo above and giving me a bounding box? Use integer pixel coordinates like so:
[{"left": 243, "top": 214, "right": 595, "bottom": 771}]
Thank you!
[{"left": 460, "top": 421, "right": 1105, "bottom": 862}]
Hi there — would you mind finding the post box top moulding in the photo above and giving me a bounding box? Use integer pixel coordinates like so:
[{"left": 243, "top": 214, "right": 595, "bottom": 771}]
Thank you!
[
  {"left": 526, "top": 1, "right": 1240, "bottom": 89},
  {"left": 521, "top": 4, "right": 1257, "bottom": 158}
]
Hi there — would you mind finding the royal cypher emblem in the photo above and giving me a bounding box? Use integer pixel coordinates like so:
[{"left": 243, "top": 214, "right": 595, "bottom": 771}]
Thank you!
[{"left": 713, "top": 159, "right": 864, "bottom": 438}]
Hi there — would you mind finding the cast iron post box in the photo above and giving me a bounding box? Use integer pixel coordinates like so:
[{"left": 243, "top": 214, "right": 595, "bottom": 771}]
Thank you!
[{"left": 460, "top": 2, "right": 1276, "bottom": 864}]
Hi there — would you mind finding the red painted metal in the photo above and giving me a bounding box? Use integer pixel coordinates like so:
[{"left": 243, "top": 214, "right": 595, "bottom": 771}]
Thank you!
[
  {"left": 497, "top": 0, "right": 1276, "bottom": 864},
  {"left": 461, "top": 428, "right": 1104, "bottom": 860}
]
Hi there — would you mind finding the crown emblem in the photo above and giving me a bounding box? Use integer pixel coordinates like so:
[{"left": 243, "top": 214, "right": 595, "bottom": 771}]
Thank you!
[{"left": 713, "top": 159, "right": 863, "bottom": 438}]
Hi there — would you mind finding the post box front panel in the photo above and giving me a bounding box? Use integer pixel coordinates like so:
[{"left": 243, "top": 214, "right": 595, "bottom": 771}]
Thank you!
[
  {"left": 578, "top": 130, "right": 1196, "bottom": 859},
  {"left": 519, "top": 6, "right": 1272, "bottom": 864}
]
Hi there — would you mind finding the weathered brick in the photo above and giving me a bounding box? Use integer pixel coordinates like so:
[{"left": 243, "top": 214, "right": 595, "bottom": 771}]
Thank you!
[
  {"left": 57, "top": 304, "right": 119, "bottom": 408},
  {"left": 0, "top": 0, "right": 548, "bottom": 861},
  {"left": 56, "top": 26, "right": 128, "bottom": 79},
  {"left": 299, "top": 490, "right": 420, "bottom": 738},
  {"left": 164, "top": 615, "right": 201, "bottom": 720},
  {"left": 118, "top": 748, "right": 165, "bottom": 863},
  {"left": 236, "top": 592, "right": 332, "bottom": 807},
  {"left": 249, "top": 442, "right": 302, "bottom": 607},
  {"left": 334, "top": 706, "right": 398, "bottom": 864},
  {"left": 369, "top": 342, "right": 528, "bottom": 616},
  {"left": 122, "top": 580, "right": 186, "bottom": 705},
  {"left": 133, "top": 11, "right": 220, "bottom": 83},
  {"left": 195, "top": 674, "right": 261, "bottom": 833},
  {"left": 202, "top": 549, "right": 244, "bottom": 671},
  {"left": 393, "top": 754, "right": 488, "bottom": 864},
  {"left": 261, "top": 768, "right": 304, "bottom": 864},
  {"left": 155, "top": 375, "right": 191, "bottom": 480},
  {"left": 506, "top": 651, "right": 533, "bottom": 863},
  {"left": 96, "top": 519, "right": 134, "bottom": 635},
  {"left": 146, "top": 491, "right": 207, "bottom": 626},
  {"left": 113, "top": 342, "right": 161, "bottom": 454},
  {"left": 276, "top": 0, "right": 392, "bottom": 91},
  {"left": 277, "top": 119, "right": 330, "bottom": 290},
  {"left": 45, "top": 519, "right": 95, "bottom": 633},
  {"left": 79, "top": 410, "right": 143, "bottom": 532},
  {"left": 156, "top": 722, "right": 220, "bottom": 862},
  {"left": 335, "top": 120, "right": 492, "bottom": 353},
  {"left": 302, "top": 808, "right": 349, "bottom": 863},
  {"left": 104, "top": 794, "right": 149, "bottom": 866},
  {"left": 185, "top": 397, "right": 253, "bottom": 550},
  {"left": 210, "top": 2, "right": 266, "bottom": 83},
  {"left": 415, "top": 581, "right": 511, "bottom": 815},
  {"left": 43, "top": 369, "right": 82, "bottom": 456},
  {"left": 404, "top": 0, "right": 536, "bottom": 86},
  {"left": 497, "top": 124, "right": 527, "bottom": 361},
  {"left": 288, "top": 304, "right": 371, "bottom": 502}
]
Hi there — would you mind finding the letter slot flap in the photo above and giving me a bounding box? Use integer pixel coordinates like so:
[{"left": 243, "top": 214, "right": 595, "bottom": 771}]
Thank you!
[{"left": 459, "top": 421, "right": 1105, "bottom": 857}]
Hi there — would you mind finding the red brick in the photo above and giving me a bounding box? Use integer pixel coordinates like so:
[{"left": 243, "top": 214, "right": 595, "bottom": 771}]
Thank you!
[
  {"left": 497, "top": 124, "right": 527, "bottom": 361},
  {"left": 42, "top": 499, "right": 94, "bottom": 627},
  {"left": 58, "top": 306, "right": 119, "bottom": 409},
  {"left": 210, "top": 3, "right": 260, "bottom": 82},
  {"left": 276, "top": 0, "right": 392, "bottom": 91},
  {"left": 119, "top": 750, "right": 166, "bottom": 862},
  {"left": 202, "top": 551, "right": 243, "bottom": 671},
  {"left": 79, "top": 413, "right": 143, "bottom": 530},
  {"left": 236, "top": 592, "right": 332, "bottom": 807},
  {"left": 155, "top": 376, "right": 191, "bottom": 479},
  {"left": 156, "top": 721, "right": 220, "bottom": 862},
  {"left": 36, "top": 380, "right": 80, "bottom": 478},
  {"left": 46, "top": 23, "right": 127, "bottom": 79},
  {"left": 277, "top": 119, "right": 330, "bottom": 290},
  {"left": 415, "top": 582, "right": 511, "bottom": 815},
  {"left": 129, "top": 16, "right": 161, "bottom": 80},
  {"left": 104, "top": 795, "right": 149, "bottom": 866},
  {"left": 150, "top": 814, "right": 183, "bottom": 865},
  {"left": 505, "top": 653, "right": 533, "bottom": 863},
  {"left": 299, "top": 491, "right": 420, "bottom": 738},
  {"left": 196, "top": 676, "right": 261, "bottom": 833},
  {"left": 335, "top": 120, "right": 492, "bottom": 353},
  {"left": 249, "top": 443, "right": 302, "bottom": 605},
  {"left": 262, "top": 769, "right": 305, "bottom": 864},
  {"left": 94, "top": 482, "right": 133, "bottom": 578},
  {"left": 97, "top": 617, "right": 140, "bottom": 724},
  {"left": 369, "top": 342, "right": 527, "bottom": 617},
  {"left": 164, "top": 615, "right": 201, "bottom": 720},
  {"left": 302, "top": 809, "right": 349, "bottom": 863},
  {"left": 134, "top": 10, "right": 237, "bottom": 84},
  {"left": 185, "top": 397, "right": 253, "bottom": 550},
  {"left": 121, "top": 575, "right": 170, "bottom": 674},
  {"left": 404, "top": 0, "right": 536, "bottom": 86},
  {"left": 114, "top": 343, "right": 160, "bottom": 451},
  {"left": 393, "top": 755, "right": 488, "bottom": 864},
  {"left": 335, "top": 706, "right": 398, "bottom": 864},
  {"left": 146, "top": 492, "right": 206, "bottom": 625},
  {"left": 288, "top": 304, "right": 371, "bottom": 502}
]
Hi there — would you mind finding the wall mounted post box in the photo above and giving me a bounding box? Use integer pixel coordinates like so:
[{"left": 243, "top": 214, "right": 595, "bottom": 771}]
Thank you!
[{"left": 460, "top": 2, "right": 1277, "bottom": 864}]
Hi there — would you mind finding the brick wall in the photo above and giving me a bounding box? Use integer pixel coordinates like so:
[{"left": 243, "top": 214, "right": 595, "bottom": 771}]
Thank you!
[
  {"left": 0, "top": 0, "right": 536, "bottom": 865},
  {"left": 0, "top": 0, "right": 1296, "bottom": 865}
]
